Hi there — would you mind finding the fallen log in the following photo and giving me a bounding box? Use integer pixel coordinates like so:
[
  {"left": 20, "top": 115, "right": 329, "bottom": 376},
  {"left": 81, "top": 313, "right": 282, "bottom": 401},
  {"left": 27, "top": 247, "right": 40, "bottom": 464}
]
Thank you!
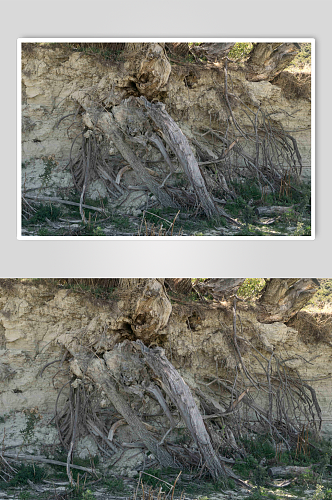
[
  {"left": 255, "top": 206, "right": 294, "bottom": 216},
  {"left": 268, "top": 465, "right": 312, "bottom": 478}
]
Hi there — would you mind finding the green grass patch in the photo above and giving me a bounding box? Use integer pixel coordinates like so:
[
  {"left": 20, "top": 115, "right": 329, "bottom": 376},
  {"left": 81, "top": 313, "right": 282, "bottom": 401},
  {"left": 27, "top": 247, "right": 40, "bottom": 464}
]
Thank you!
[
  {"left": 111, "top": 215, "right": 133, "bottom": 230},
  {"left": 104, "top": 477, "right": 127, "bottom": 493},
  {"left": 22, "top": 203, "right": 62, "bottom": 226},
  {"left": 138, "top": 466, "right": 236, "bottom": 496},
  {"left": 0, "top": 463, "right": 45, "bottom": 488},
  {"left": 244, "top": 487, "right": 277, "bottom": 500}
]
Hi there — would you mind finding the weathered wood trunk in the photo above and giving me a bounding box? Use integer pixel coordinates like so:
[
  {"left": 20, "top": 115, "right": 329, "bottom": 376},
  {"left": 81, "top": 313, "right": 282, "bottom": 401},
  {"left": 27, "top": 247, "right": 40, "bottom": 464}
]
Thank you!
[
  {"left": 258, "top": 278, "right": 320, "bottom": 323},
  {"left": 246, "top": 43, "right": 300, "bottom": 81},
  {"left": 140, "top": 97, "right": 226, "bottom": 220},
  {"left": 256, "top": 206, "right": 294, "bottom": 216},
  {"left": 124, "top": 43, "right": 171, "bottom": 100},
  {"left": 137, "top": 341, "right": 226, "bottom": 480},
  {"left": 166, "top": 42, "right": 191, "bottom": 57},
  {"left": 71, "top": 91, "right": 178, "bottom": 209},
  {"left": 56, "top": 335, "right": 175, "bottom": 468},
  {"left": 72, "top": 89, "right": 236, "bottom": 220},
  {"left": 94, "top": 111, "right": 179, "bottom": 208}
]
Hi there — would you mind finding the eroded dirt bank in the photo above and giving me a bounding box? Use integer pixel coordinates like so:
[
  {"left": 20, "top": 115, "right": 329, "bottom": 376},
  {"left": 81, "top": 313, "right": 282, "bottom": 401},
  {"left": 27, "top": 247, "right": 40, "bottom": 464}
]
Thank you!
[{"left": 0, "top": 280, "right": 330, "bottom": 447}]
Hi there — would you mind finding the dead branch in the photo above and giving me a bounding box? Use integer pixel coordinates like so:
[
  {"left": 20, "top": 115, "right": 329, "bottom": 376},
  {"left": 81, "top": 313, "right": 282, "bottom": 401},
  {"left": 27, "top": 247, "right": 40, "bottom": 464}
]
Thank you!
[
  {"left": 23, "top": 195, "right": 106, "bottom": 214},
  {"left": 3, "top": 453, "right": 97, "bottom": 475}
]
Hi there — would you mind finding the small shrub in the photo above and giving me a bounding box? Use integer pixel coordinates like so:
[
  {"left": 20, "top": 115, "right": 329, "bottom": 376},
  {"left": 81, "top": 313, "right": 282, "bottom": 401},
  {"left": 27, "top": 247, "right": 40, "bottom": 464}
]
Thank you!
[
  {"left": 228, "top": 42, "right": 254, "bottom": 61},
  {"left": 324, "top": 489, "right": 332, "bottom": 500},
  {"left": 237, "top": 279, "right": 265, "bottom": 301},
  {"left": 293, "top": 221, "right": 311, "bottom": 236}
]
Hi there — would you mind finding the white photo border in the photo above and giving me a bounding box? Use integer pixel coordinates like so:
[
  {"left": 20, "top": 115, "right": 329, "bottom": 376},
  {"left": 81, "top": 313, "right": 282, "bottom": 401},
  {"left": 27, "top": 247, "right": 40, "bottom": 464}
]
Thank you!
[{"left": 17, "top": 38, "right": 315, "bottom": 240}]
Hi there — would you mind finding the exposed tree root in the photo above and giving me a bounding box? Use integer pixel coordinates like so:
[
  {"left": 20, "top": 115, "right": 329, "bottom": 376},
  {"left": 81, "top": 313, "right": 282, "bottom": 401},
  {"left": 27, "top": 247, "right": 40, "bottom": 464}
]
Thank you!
[
  {"left": 65, "top": 77, "right": 304, "bottom": 225},
  {"left": 50, "top": 316, "right": 321, "bottom": 485},
  {"left": 20, "top": 279, "right": 318, "bottom": 485}
]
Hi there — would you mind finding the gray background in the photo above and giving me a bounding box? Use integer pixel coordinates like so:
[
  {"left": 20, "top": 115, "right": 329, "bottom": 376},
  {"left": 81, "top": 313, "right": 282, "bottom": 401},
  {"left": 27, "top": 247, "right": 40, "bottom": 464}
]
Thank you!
[{"left": 1, "top": 0, "right": 330, "bottom": 277}]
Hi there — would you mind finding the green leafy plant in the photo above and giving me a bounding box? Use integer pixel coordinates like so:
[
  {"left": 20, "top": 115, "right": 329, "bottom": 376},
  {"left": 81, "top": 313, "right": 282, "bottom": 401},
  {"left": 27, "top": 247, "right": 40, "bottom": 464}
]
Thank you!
[
  {"left": 20, "top": 407, "right": 42, "bottom": 444},
  {"left": 323, "top": 488, "right": 332, "bottom": 500},
  {"left": 22, "top": 203, "right": 62, "bottom": 226},
  {"left": 0, "top": 463, "right": 44, "bottom": 487},
  {"left": 18, "top": 493, "right": 32, "bottom": 500},
  {"left": 289, "top": 42, "right": 311, "bottom": 70},
  {"left": 228, "top": 42, "right": 253, "bottom": 61},
  {"left": 237, "top": 279, "right": 266, "bottom": 301},
  {"left": 91, "top": 226, "right": 105, "bottom": 236},
  {"left": 39, "top": 154, "right": 59, "bottom": 188},
  {"left": 294, "top": 221, "right": 311, "bottom": 236},
  {"left": 81, "top": 490, "right": 96, "bottom": 500}
]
